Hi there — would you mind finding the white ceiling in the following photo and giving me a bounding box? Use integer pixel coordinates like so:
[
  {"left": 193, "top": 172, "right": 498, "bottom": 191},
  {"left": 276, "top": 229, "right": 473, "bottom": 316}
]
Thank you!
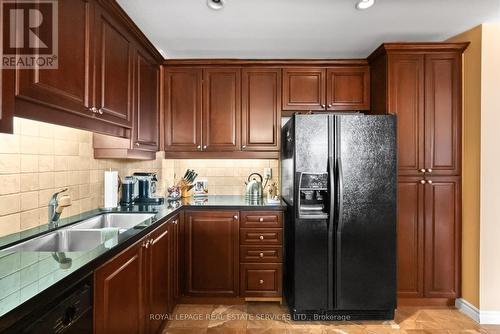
[{"left": 117, "top": 0, "right": 500, "bottom": 59}]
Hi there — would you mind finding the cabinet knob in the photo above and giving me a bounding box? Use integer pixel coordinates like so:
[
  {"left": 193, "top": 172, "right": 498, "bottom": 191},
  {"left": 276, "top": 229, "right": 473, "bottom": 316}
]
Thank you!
[
  {"left": 321, "top": 104, "right": 326, "bottom": 109},
  {"left": 173, "top": 220, "right": 178, "bottom": 225},
  {"left": 328, "top": 104, "right": 332, "bottom": 108},
  {"left": 259, "top": 217, "right": 264, "bottom": 222},
  {"left": 427, "top": 168, "right": 433, "bottom": 173},
  {"left": 427, "top": 180, "right": 433, "bottom": 184},
  {"left": 259, "top": 279, "right": 264, "bottom": 284},
  {"left": 97, "top": 108, "right": 103, "bottom": 115},
  {"left": 259, "top": 252, "right": 264, "bottom": 258},
  {"left": 89, "top": 107, "right": 97, "bottom": 114},
  {"left": 420, "top": 180, "right": 426, "bottom": 184},
  {"left": 234, "top": 215, "right": 238, "bottom": 220},
  {"left": 197, "top": 145, "right": 201, "bottom": 149},
  {"left": 242, "top": 145, "right": 246, "bottom": 149},
  {"left": 259, "top": 235, "right": 264, "bottom": 240},
  {"left": 135, "top": 142, "right": 140, "bottom": 147},
  {"left": 203, "top": 145, "right": 207, "bottom": 149},
  {"left": 419, "top": 169, "right": 426, "bottom": 173}
]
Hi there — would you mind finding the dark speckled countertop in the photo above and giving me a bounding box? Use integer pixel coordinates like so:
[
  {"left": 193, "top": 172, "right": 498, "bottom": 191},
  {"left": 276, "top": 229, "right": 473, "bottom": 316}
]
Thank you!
[{"left": 0, "top": 196, "right": 285, "bottom": 319}]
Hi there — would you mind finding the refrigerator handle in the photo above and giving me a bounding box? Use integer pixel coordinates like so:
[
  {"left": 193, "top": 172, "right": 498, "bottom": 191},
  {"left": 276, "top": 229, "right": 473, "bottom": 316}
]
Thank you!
[
  {"left": 328, "top": 157, "right": 335, "bottom": 228},
  {"left": 327, "top": 156, "right": 335, "bottom": 309},
  {"left": 336, "top": 156, "right": 344, "bottom": 233}
]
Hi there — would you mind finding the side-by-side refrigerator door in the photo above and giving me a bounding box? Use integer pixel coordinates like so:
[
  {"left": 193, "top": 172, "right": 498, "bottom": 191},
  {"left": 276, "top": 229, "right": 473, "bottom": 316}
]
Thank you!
[{"left": 335, "top": 115, "right": 397, "bottom": 311}]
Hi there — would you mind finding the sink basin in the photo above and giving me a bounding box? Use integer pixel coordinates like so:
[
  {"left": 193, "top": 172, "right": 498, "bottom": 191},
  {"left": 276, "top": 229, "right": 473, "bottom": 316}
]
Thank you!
[
  {"left": 70, "top": 213, "right": 155, "bottom": 231},
  {"left": 3, "top": 229, "right": 118, "bottom": 252}
]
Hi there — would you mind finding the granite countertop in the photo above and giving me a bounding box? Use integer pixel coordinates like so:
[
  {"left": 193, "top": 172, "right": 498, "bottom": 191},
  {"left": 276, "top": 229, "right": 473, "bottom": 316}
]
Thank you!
[{"left": 0, "top": 196, "right": 285, "bottom": 319}]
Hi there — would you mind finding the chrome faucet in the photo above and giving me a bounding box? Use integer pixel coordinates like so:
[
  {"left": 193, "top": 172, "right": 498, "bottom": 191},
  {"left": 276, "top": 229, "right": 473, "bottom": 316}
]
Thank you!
[{"left": 48, "top": 188, "right": 72, "bottom": 229}]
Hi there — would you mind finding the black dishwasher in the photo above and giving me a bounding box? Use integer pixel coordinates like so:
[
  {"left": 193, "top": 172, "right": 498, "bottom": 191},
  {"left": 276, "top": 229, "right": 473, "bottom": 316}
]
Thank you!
[{"left": 5, "top": 274, "right": 93, "bottom": 334}]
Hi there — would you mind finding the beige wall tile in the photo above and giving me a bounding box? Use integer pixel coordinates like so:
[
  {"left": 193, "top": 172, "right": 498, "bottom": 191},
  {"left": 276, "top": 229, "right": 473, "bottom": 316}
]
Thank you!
[
  {"left": 38, "top": 156, "right": 54, "bottom": 172},
  {"left": 54, "top": 140, "right": 79, "bottom": 156},
  {"left": 0, "top": 134, "right": 20, "bottom": 154},
  {"left": 0, "top": 154, "right": 21, "bottom": 174},
  {"left": 19, "top": 119, "right": 40, "bottom": 137},
  {"left": 38, "top": 189, "right": 55, "bottom": 208},
  {"left": 20, "top": 155, "right": 38, "bottom": 173},
  {"left": 0, "top": 214, "right": 21, "bottom": 236},
  {"left": 20, "top": 174, "right": 39, "bottom": 192},
  {"left": 0, "top": 194, "right": 20, "bottom": 216},
  {"left": 20, "top": 209, "right": 40, "bottom": 230},
  {"left": 20, "top": 136, "right": 39, "bottom": 154},
  {"left": 38, "top": 138, "right": 54, "bottom": 155},
  {"left": 20, "top": 191, "right": 39, "bottom": 211},
  {"left": 0, "top": 174, "right": 20, "bottom": 195},
  {"left": 39, "top": 172, "right": 54, "bottom": 189}
]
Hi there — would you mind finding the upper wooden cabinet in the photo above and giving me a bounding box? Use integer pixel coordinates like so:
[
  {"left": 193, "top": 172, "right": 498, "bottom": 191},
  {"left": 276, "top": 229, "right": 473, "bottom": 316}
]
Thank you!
[
  {"left": 133, "top": 48, "right": 160, "bottom": 151},
  {"left": 282, "top": 66, "right": 370, "bottom": 112},
  {"left": 93, "top": 2, "right": 133, "bottom": 128},
  {"left": 163, "top": 67, "right": 203, "bottom": 152},
  {"left": 241, "top": 68, "right": 281, "bottom": 151},
  {"left": 184, "top": 210, "right": 239, "bottom": 297},
  {"left": 11, "top": 0, "right": 162, "bottom": 138},
  {"left": 326, "top": 67, "right": 370, "bottom": 111},
  {"left": 203, "top": 68, "right": 241, "bottom": 151},
  {"left": 370, "top": 44, "right": 465, "bottom": 176},
  {"left": 0, "top": 69, "right": 15, "bottom": 134},
  {"left": 282, "top": 68, "right": 326, "bottom": 111}
]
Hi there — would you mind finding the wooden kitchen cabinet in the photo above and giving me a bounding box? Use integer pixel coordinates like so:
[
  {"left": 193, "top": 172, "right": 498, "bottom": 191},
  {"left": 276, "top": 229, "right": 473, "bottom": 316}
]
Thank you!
[
  {"left": 326, "top": 67, "right": 370, "bottom": 111},
  {"left": 184, "top": 210, "right": 239, "bottom": 297},
  {"left": 94, "top": 242, "right": 145, "bottom": 334},
  {"left": 423, "top": 177, "right": 460, "bottom": 298},
  {"left": 163, "top": 67, "right": 203, "bottom": 152},
  {"left": 282, "top": 68, "right": 326, "bottom": 111},
  {"left": 95, "top": 217, "right": 179, "bottom": 334},
  {"left": 282, "top": 66, "right": 369, "bottom": 112},
  {"left": 369, "top": 43, "right": 467, "bottom": 304},
  {"left": 93, "top": 2, "right": 134, "bottom": 128},
  {"left": 0, "top": 69, "right": 14, "bottom": 134},
  {"left": 241, "top": 68, "right": 281, "bottom": 151},
  {"left": 202, "top": 68, "right": 241, "bottom": 151}
]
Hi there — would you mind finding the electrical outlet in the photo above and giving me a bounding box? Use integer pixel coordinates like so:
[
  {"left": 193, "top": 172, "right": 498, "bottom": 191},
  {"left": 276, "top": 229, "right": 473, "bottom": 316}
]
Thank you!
[{"left": 264, "top": 167, "right": 272, "bottom": 180}]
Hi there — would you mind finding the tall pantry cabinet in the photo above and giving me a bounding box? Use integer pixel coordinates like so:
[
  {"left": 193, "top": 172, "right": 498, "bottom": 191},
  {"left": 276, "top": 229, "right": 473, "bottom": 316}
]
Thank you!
[{"left": 369, "top": 43, "right": 468, "bottom": 305}]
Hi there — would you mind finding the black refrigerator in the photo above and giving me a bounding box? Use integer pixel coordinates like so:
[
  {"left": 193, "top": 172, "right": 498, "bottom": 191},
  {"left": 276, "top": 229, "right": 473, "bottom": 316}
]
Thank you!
[{"left": 281, "top": 114, "right": 397, "bottom": 321}]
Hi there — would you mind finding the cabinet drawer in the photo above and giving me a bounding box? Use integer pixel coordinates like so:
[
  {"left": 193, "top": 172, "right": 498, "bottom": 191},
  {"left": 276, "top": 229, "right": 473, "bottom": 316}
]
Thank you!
[
  {"left": 240, "top": 211, "right": 283, "bottom": 228},
  {"left": 240, "top": 245, "right": 283, "bottom": 263},
  {"left": 240, "top": 263, "right": 282, "bottom": 297},
  {"left": 240, "top": 228, "right": 282, "bottom": 245}
]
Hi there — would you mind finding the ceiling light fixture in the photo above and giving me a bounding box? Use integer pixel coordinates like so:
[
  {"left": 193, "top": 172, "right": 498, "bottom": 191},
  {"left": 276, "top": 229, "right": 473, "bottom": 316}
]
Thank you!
[
  {"left": 356, "top": 0, "right": 375, "bottom": 10},
  {"left": 207, "top": 0, "right": 225, "bottom": 11}
]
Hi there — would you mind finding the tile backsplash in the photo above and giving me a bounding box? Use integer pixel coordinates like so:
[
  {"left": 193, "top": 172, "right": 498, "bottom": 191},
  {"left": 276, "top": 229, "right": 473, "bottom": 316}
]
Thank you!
[{"left": 0, "top": 118, "right": 280, "bottom": 237}]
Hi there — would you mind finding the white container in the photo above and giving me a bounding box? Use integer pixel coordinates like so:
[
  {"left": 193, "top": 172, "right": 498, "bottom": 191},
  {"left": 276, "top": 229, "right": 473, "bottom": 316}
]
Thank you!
[{"left": 104, "top": 170, "right": 119, "bottom": 208}]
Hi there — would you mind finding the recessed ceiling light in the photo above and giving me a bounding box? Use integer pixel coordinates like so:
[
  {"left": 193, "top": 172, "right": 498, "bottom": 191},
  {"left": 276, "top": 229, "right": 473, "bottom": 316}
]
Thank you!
[
  {"left": 207, "top": 0, "right": 224, "bottom": 11},
  {"left": 356, "top": 0, "right": 375, "bottom": 10}
]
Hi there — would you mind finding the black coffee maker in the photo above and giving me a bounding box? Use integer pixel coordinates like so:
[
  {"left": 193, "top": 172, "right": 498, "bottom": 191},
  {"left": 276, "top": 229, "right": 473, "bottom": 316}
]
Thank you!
[{"left": 133, "top": 172, "right": 164, "bottom": 204}]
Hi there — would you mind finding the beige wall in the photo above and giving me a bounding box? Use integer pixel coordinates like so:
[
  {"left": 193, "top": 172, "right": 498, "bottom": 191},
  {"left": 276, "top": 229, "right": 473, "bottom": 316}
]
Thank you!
[
  {"left": 448, "top": 25, "right": 482, "bottom": 308},
  {"left": 0, "top": 118, "right": 279, "bottom": 237},
  {"left": 478, "top": 23, "right": 500, "bottom": 312}
]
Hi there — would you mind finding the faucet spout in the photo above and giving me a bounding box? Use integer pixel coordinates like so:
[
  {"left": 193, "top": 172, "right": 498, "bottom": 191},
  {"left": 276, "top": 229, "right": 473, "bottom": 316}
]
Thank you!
[{"left": 48, "top": 189, "right": 71, "bottom": 229}]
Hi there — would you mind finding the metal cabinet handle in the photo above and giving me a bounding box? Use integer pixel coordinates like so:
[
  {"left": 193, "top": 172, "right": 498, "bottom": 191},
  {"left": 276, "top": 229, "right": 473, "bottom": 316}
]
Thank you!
[
  {"left": 321, "top": 104, "right": 326, "bottom": 108},
  {"left": 97, "top": 108, "right": 103, "bottom": 115},
  {"left": 259, "top": 279, "right": 264, "bottom": 284},
  {"left": 427, "top": 168, "right": 433, "bottom": 173},
  {"left": 203, "top": 145, "right": 207, "bottom": 149},
  {"left": 419, "top": 169, "right": 426, "bottom": 173},
  {"left": 234, "top": 215, "right": 238, "bottom": 220},
  {"left": 259, "top": 217, "right": 264, "bottom": 222},
  {"left": 197, "top": 145, "right": 201, "bottom": 150},
  {"left": 420, "top": 180, "right": 426, "bottom": 184},
  {"left": 259, "top": 235, "right": 264, "bottom": 240},
  {"left": 427, "top": 180, "right": 433, "bottom": 184},
  {"left": 327, "top": 104, "right": 333, "bottom": 108},
  {"left": 242, "top": 145, "right": 246, "bottom": 149},
  {"left": 259, "top": 252, "right": 264, "bottom": 258}
]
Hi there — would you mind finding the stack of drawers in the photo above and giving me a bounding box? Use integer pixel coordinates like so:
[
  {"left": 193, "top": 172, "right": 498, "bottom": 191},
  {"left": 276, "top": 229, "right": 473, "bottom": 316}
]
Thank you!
[{"left": 239, "top": 211, "right": 283, "bottom": 298}]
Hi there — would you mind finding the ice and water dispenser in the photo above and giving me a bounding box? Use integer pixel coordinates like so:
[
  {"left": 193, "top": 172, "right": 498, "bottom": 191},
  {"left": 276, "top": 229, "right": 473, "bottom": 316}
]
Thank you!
[{"left": 297, "top": 172, "right": 329, "bottom": 219}]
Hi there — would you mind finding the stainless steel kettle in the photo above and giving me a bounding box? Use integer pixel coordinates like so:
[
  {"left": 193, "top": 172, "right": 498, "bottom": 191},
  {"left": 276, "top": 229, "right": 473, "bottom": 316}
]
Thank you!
[{"left": 245, "top": 173, "right": 266, "bottom": 201}]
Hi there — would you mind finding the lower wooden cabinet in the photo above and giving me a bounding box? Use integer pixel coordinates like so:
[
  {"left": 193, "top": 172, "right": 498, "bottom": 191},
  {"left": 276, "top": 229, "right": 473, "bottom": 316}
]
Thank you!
[
  {"left": 184, "top": 210, "right": 240, "bottom": 297},
  {"left": 397, "top": 176, "right": 460, "bottom": 301},
  {"left": 94, "top": 242, "right": 145, "bottom": 334},
  {"left": 240, "top": 263, "right": 282, "bottom": 297},
  {"left": 94, "top": 215, "right": 179, "bottom": 334}
]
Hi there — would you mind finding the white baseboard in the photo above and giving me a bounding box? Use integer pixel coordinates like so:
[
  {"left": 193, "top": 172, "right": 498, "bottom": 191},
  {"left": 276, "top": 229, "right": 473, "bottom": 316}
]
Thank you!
[{"left": 456, "top": 298, "right": 500, "bottom": 324}]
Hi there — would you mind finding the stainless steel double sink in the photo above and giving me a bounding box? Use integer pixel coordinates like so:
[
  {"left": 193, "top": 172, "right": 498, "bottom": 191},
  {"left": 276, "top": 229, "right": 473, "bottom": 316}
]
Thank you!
[{"left": 3, "top": 213, "right": 155, "bottom": 252}]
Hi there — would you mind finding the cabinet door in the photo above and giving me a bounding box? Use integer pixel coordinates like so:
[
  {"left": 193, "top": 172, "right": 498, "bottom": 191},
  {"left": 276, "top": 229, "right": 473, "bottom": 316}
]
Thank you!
[
  {"left": 147, "top": 222, "right": 171, "bottom": 334},
  {"left": 326, "top": 66, "right": 370, "bottom": 111},
  {"left": 424, "top": 177, "right": 460, "bottom": 298},
  {"left": 133, "top": 49, "right": 159, "bottom": 152},
  {"left": 0, "top": 69, "right": 14, "bottom": 134},
  {"left": 202, "top": 68, "right": 241, "bottom": 151},
  {"left": 94, "top": 3, "right": 133, "bottom": 128},
  {"left": 397, "top": 177, "right": 424, "bottom": 298},
  {"left": 241, "top": 68, "right": 281, "bottom": 151},
  {"left": 172, "top": 217, "right": 180, "bottom": 302},
  {"left": 184, "top": 210, "right": 239, "bottom": 296},
  {"left": 282, "top": 68, "right": 326, "bottom": 111},
  {"left": 15, "top": 0, "right": 93, "bottom": 117},
  {"left": 388, "top": 54, "right": 425, "bottom": 176},
  {"left": 95, "top": 242, "right": 145, "bottom": 334},
  {"left": 424, "top": 53, "right": 461, "bottom": 176},
  {"left": 164, "top": 68, "right": 202, "bottom": 152}
]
